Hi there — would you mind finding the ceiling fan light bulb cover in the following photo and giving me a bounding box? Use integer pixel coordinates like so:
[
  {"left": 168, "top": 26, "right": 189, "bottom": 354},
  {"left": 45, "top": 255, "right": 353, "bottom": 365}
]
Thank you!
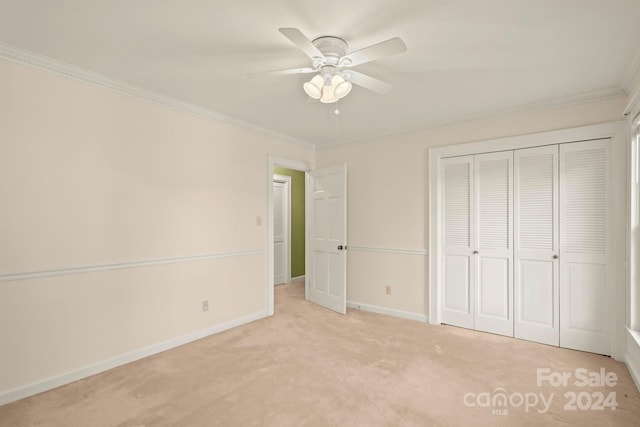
[
  {"left": 320, "top": 84, "right": 338, "bottom": 103},
  {"left": 332, "top": 75, "right": 352, "bottom": 99},
  {"left": 303, "top": 75, "right": 323, "bottom": 99}
]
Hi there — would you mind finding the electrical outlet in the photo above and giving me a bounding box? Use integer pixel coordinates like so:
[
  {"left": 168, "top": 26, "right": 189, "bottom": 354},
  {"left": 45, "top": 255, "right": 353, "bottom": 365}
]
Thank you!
[
  {"left": 202, "top": 300, "right": 209, "bottom": 312},
  {"left": 385, "top": 285, "right": 392, "bottom": 295}
]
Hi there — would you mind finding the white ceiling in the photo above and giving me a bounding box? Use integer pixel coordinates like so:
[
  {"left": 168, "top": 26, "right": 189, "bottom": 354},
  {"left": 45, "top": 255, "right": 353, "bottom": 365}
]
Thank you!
[{"left": 1, "top": 0, "right": 640, "bottom": 147}]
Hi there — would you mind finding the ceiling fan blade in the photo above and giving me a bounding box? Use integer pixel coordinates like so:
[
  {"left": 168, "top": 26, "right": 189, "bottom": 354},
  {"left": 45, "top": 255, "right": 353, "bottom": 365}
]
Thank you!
[
  {"left": 247, "top": 67, "right": 316, "bottom": 78},
  {"left": 279, "top": 28, "right": 325, "bottom": 60},
  {"left": 340, "top": 37, "right": 407, "bottom": 67},
  {"left": 345, "top": 71, "right": 394, "bottom": 94}
]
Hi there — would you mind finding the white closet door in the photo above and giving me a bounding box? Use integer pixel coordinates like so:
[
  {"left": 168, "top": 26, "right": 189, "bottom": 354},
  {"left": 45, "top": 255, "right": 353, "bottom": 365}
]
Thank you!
[
  {"left": 559, "top": 139, "right": 611, "bottom": 355},
  {"left": 474, "top": 151, "right": 513, "bottom": 337},
  {"left": 514, "top": 145, "right": 559, "bottom": 346},
  {"left": 441, "top": 156, "right": 475, "bottom": 329}
]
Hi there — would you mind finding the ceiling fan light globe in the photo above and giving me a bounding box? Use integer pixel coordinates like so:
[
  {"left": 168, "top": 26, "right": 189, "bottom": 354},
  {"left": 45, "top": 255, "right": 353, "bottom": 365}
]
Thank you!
[
  {"left": 320, "top": 84, "right": 338, "bottom": 103},
  {"left": 303, "top": 75, "right": 323, "bottom": 99},
  {"left": 303, "top": 82, "right": 321, "bottom": 99},
  {"left": 331, "top": 75, "right": 352, "bottom": 99},
  {"left": 335, "top": 81, "right": 352, "bottom": 99}
]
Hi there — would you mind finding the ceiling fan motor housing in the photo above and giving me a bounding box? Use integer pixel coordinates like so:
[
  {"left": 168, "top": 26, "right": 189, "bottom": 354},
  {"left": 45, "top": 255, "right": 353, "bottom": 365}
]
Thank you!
[
  {"left": 312, "top": 37, "right": 349, "bottom": 85},
  {"left": 312, "top": 36, "right": 348, "bottom": 66}
]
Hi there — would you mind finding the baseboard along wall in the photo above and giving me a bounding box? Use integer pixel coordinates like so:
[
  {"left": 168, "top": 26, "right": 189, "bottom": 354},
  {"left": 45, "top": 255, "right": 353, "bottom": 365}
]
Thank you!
[
  {"left": 626, "top": 328, "right": 640, "bottom": 392},
  {"left": 347, "top": 301, "right": 427, "bottom": 323},
  {"left": 0, "top": 310, "right": 268, "bottom": 406}
]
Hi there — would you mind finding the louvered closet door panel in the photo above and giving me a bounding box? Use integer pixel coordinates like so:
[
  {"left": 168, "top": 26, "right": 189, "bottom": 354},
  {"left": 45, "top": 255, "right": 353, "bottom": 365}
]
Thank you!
[
  {"left": 441, "top": 156, "right": 474, "bottom": 329},
  {"left": 559, "top": 139, "right": 611, "bottom": 355},
  {"left": 514, "top": 145, "right": 559, "bottom": 346},
  {"left": 474, "top": 151, "right": 513, "bottom": 337}
]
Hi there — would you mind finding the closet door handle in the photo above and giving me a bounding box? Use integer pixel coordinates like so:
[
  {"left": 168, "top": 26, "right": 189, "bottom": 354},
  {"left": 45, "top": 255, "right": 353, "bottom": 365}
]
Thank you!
[
  {"left": 553, "top": 255, "right": 559, "bottom": 259},
  {"left": 473, "top": 251, "right": 479, "bottom": 255}
]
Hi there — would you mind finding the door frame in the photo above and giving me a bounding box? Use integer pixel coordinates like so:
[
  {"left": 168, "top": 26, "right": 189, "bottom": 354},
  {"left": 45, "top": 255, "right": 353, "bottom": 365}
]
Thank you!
[
  {"left": 428, "top": 121, "right": 628, "bottom": 360},
  {"left": 273, "top": 174, "right": 292, "bottom": 285},
  {"left": 267, "top": 155, "right": 312, "bottom": 316}
]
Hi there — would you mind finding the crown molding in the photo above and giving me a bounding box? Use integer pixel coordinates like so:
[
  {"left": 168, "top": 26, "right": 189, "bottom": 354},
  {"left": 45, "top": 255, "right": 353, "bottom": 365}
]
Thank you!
[
  {"left": 622, "top": 49, "right": 640, "bottom": 94},
  {"left": 0, "top": 42, "right": 316, "bottom": 150},
  {"left": 622, "top": 51, "right": 640, "bottom": 117},
  {"left": 2, "top": 41, "right": 629, "bottom": 152},
  {"left": 317, "top": 86, "right": 626, "bottom": 150}
]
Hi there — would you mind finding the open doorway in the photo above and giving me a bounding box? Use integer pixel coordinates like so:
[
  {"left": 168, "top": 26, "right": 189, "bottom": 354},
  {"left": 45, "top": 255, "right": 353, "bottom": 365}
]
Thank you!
[
  {"left": 272, "top": 167, "right": 306, "bottom": 312},
  {"left": 267, "top": 156, "right": 311, "bottom": 315}
]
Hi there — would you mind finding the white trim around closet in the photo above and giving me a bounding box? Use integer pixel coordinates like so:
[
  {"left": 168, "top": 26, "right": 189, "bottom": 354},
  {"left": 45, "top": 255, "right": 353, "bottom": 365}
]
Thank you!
[{"left": 428, "top": 121, "right": 629, "bottom": 361}]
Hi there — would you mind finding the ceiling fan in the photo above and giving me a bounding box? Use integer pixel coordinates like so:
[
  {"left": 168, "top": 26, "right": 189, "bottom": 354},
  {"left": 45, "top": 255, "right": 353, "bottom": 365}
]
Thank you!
[{"left": 248, "top": 28, "right": 407, "bottom": 104}]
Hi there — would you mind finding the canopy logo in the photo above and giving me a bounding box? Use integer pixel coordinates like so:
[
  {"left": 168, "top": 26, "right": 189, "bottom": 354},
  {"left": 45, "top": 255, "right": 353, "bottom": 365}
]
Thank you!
[{"left": 463, "top": 388, "right": 553, "bottom": 416}]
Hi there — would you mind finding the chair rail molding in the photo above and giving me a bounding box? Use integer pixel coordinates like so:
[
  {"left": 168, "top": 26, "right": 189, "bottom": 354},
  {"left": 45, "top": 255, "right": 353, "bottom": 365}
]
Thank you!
[{"left": 0, "top": 249, "right": 267, "bottom": 283}]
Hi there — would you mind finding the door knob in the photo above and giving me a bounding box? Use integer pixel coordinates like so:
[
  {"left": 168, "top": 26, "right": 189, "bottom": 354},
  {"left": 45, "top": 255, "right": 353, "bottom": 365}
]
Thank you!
[
  {"left": 473, "top": 251, "right": 478, "bottom": 255},
  {"left": 337, "top": 245, "right": 344, "bottom": 250},
  {"left": 553, "top": 255, "right": 559, "bottom": 259}
]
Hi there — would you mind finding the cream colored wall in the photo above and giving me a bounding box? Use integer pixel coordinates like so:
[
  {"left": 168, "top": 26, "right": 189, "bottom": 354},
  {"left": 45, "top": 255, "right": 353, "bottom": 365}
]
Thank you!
[
  {"left": 317, "top": 96, "right": 628, "bottom": 318},
  {"left": 0, "top": 58, "right": 313, "bottom": 397},
  {"left": 0, "top": 52, "right": 631, "bottom": 400}
]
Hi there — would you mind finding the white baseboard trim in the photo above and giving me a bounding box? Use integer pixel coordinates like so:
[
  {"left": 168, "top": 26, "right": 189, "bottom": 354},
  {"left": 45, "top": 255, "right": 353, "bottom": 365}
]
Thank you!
[
  {"left": 347, "top": 301, "right": 427, "bottom": 323},
  {"left": 625, "top": 327, "right": 640, "bottom": 392},
  {"left": 0, "top": 310, "right": 268, "bottom": 406},
  {"left": 275, "top": 276, "right": 305, "bottom": 285}
]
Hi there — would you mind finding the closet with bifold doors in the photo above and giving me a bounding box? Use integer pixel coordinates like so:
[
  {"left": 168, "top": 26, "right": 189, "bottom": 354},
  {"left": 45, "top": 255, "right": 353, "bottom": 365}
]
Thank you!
[{"left": 440, "top": 139, "right": 611, "bottom": 355}]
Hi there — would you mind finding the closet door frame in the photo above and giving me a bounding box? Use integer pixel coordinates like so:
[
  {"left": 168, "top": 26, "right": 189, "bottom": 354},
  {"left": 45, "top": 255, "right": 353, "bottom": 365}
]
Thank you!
[{"left": 429, "top": 121, "right": 628, "bottom": 360}]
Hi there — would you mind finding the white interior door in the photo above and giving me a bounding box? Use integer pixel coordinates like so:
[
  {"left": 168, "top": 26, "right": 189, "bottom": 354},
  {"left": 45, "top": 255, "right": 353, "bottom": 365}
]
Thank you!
[
  {"left": 559, "top": 139, "right": 611, "bottom": 355},
  {"left": 441, "top": 156, "right": 475, "bottom": 329},
  {"left": 514, "top": 145, "right": 560, "bottom": 346},
  {"left": 474, "top": 151, "right": 513, "bottom": 337},
  {"left": 308, "top": 165, "right": 347, "bottom": 314},
  {"left": 273, "top": 175, "right": 290, "bottom": 285}
]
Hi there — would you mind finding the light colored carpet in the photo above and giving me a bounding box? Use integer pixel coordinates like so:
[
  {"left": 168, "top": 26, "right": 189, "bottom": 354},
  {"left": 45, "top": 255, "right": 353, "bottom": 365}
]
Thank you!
[{"left": 1, "top": 281, "right": 639, "bottom": 426}]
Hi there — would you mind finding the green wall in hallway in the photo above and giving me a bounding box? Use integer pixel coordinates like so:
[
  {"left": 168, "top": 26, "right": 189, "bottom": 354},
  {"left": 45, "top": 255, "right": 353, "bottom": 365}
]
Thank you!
[{"left": 273, "top": 166, "right": 306, "bottom": 278}]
